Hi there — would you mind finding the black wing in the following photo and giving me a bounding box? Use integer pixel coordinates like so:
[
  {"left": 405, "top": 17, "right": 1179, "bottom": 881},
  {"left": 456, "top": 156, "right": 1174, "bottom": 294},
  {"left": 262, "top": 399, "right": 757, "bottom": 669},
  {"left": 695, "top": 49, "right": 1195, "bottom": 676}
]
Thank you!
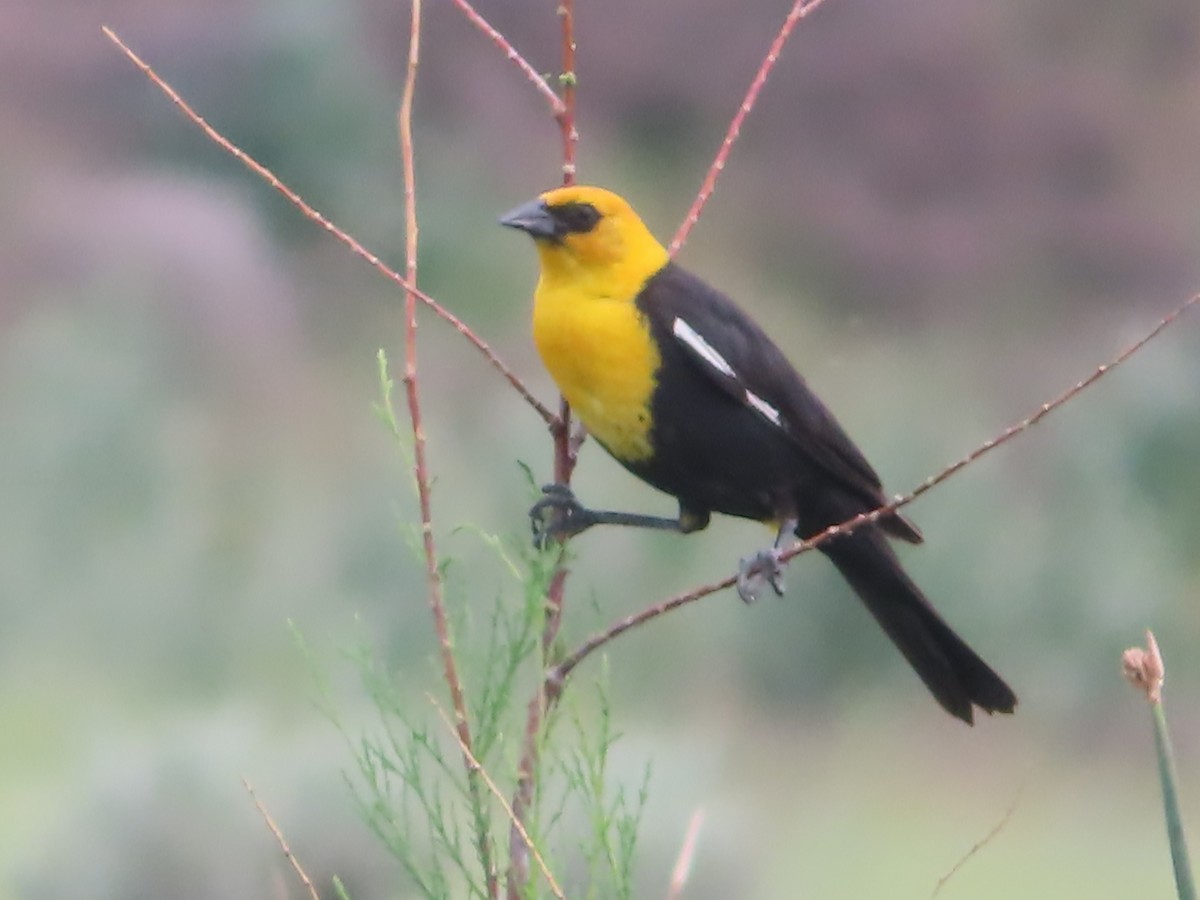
[{"left": 637, "top": 262, "right": 921, "bottom": 542}]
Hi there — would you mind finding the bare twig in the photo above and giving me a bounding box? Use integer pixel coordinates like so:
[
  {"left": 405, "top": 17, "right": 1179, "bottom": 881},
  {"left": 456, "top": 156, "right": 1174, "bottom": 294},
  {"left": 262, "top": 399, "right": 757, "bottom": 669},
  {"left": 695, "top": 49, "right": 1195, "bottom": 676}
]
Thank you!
[
  {"left": 508, "top": 689, "right": 543, "bottom": 899},
  {"left": 552, "top": 292, "right": 1200, "bottom": 684},
  {"left": 101, "top": 26, "right": 555, "bottom": 428},
  {"left": 450, "top": 0, "right": 578, "bottom": 183},
  {"left": 450, "top": 0, "right": 567, "bottom": 119},
  {"left": 550, "top": 0, "right": 581, "bottom": 483},
  {"left": 506, "top": 567, "right": 568, "bottom": 897},
  {"left": 397, "top": 6, "right": 498, "bottom": 897},
  {"left": 932, "top": 788, "right": 1022, "bottom": 897},
  {"left": 430, "top": 698, "right": 567, "bottom": 900},
  {"left": 556, "top": 0, "right": 579, "bottom": 184},
  {"left": 666, "top": 808, "right": 706, "bottom": 900},
  {"left": 669, "top": 0, "right": 827, "bottom": 255},
  {"left": 552, "top": 0, "right": 582, "bottom": 472},
  {"left": 243, "top": 777, "right": 321, "bottom": 900},
  {"left": 507, "top": 5, "right": 579, "bottom": 895}
]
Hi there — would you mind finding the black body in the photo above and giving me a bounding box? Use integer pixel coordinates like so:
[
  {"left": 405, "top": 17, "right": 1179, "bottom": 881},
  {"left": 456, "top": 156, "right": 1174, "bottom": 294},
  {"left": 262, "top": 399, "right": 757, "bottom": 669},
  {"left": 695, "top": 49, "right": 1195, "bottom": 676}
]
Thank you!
[{"left": 626, "top": 263, "right": 1016, "bottom": 723}]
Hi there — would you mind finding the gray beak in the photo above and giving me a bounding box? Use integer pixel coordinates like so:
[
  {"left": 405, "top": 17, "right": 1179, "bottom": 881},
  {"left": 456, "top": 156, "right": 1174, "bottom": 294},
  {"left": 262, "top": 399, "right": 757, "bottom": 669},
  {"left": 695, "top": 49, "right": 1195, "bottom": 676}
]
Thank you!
[{"left": 499, "top": 198, "right": 558, "bottom": 239}]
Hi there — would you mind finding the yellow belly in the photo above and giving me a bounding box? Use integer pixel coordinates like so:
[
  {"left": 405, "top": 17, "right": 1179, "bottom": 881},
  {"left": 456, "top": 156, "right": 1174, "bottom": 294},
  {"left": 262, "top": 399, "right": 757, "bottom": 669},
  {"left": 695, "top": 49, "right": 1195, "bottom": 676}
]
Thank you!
[{"left": 533, "top": 291, "right": 659, "bottom": 462}]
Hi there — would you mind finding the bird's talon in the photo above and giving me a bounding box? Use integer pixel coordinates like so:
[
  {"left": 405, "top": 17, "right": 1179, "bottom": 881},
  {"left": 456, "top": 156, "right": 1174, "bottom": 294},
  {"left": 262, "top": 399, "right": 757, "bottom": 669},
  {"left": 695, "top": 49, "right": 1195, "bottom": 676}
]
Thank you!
[
  {"left": 736, "top": 548, "right": 787, "bottom": 604},
  {"left": 529, "top": 484, "right": 593, "bottom": 547}
]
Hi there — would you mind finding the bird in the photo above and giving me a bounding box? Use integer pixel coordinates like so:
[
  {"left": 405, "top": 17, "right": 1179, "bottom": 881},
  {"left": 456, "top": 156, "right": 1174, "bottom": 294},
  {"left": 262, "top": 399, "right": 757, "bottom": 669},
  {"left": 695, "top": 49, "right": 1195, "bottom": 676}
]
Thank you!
[{"left": 499, "top": 185, "right": 1016, "bottom": 724}]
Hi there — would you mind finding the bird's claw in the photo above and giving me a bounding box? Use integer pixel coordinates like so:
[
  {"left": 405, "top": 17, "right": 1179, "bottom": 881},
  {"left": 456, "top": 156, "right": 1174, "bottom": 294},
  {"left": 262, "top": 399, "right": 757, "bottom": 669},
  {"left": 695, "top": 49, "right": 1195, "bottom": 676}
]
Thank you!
[
  {"left": 529, "top": 483, "right": 595, "bottom": 549},
  {"left": 737, "top": 547, "right": 787, "bottom": 604}
]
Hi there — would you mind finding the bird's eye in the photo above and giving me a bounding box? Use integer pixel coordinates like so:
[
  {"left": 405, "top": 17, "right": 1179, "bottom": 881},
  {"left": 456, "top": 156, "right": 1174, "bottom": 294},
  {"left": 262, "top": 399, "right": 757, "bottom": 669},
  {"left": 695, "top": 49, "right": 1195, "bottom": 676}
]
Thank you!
[{"left": 553, "top": 202, "right": 602, "bottom": 235}]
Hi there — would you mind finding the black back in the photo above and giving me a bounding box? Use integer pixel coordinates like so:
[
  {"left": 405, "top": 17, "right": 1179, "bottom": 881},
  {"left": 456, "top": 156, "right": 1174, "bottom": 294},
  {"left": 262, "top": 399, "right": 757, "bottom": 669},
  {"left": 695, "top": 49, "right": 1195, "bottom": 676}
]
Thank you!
[{"left": 628, "top": 262, "right": 903, "bottom": 539}]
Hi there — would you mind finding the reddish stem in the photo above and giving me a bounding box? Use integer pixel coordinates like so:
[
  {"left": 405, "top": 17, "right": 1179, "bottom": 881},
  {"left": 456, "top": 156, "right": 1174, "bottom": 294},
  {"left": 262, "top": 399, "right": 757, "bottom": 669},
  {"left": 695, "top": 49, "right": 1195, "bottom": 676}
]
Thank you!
[
  {"left": 508, "top": 5, "right": 578, "bottom": 896},
  {"left": 551, "top": 0, "right": 580, "bottom": 484},
  {"left": 669, "top": 0, "right": 827, "bottom": 255},
  {"left": 551, "top": 292, "right": 1200, "bottom": 684},
  {"left": 100, "top": 27, "right": 555, "bottom": 430},
  {"left": 397, "top": 5, "right": 498, "bottom": 897},
  {"left": 450, "top": 0, "right": 566, "bottom": 118},
  {"left": 557, "top": 0, "right": 579, "bottom": 185},
  {"left": 243, "top": 778, "right": 321, "bottom": 900}
]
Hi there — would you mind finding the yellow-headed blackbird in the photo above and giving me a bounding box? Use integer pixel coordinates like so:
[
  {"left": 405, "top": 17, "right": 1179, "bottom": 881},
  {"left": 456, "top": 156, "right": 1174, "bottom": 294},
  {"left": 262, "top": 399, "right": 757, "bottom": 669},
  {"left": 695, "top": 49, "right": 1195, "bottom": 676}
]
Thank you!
[{"left": 501, "top": 185, "right": 1016, "bottom": 724}]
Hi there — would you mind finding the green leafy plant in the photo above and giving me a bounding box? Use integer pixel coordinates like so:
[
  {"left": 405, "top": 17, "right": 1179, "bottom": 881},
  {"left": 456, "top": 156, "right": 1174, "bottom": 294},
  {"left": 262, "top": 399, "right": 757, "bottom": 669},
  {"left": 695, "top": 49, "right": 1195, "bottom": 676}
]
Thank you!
[{"left": 1124, "top": 631, "right": 1195, "bottom": 900}]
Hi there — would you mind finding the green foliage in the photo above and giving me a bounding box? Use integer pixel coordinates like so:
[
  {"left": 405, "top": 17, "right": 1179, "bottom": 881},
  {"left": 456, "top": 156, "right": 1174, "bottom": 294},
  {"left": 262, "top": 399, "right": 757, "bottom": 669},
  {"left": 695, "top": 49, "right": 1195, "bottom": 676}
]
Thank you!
[
  {"left": 316, "top": 552, "right": 649, "bottom": 899},
  {"left": 1150, "top": 698, "right": 1195, "bottom": 899},
  {"left": 300, "top": 351, "right": 650, "bottom": 899},
  {"left": 559, "top": 680, "right": 652, "bottom": 900}
]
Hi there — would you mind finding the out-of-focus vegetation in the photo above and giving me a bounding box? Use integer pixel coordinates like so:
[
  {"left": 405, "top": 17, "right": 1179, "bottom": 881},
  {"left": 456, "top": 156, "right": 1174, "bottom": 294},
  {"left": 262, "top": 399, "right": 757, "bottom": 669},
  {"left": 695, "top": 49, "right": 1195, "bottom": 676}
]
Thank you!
[{"left": 3, "top": 0, "right": 1199, "bottom": 897}]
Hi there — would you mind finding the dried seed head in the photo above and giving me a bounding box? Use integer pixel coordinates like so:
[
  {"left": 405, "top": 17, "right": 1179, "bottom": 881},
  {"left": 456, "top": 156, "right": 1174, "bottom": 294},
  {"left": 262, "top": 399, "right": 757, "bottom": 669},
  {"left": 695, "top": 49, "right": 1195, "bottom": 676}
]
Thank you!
[{"left": 1122, "top": 630, "right": 1165, "bottom": 704}]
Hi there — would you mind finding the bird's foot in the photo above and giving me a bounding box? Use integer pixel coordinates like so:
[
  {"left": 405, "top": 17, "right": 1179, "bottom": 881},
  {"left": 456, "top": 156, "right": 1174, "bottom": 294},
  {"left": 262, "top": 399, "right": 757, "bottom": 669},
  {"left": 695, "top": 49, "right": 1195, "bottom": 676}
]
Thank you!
[
  {"left": 736, "top": 547, "right": 787, "bottom": 604},
  {"left": 529, "top": 483, "right": 597, "bottom": 548}
]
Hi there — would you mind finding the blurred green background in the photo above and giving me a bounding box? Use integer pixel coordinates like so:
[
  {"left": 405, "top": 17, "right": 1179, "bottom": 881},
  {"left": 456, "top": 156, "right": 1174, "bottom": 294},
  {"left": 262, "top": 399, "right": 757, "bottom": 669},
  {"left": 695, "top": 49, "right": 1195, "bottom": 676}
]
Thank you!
[{"left": 3, "top": 0, "right": 1200, "bottom": 897}]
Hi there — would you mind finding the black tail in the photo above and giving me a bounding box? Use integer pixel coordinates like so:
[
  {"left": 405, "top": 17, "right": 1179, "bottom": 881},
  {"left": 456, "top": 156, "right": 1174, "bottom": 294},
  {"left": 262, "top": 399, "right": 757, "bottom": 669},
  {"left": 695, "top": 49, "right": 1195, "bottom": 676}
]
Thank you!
[{"left": 820, "top": 526, "right": 1017, "bottom": 724}]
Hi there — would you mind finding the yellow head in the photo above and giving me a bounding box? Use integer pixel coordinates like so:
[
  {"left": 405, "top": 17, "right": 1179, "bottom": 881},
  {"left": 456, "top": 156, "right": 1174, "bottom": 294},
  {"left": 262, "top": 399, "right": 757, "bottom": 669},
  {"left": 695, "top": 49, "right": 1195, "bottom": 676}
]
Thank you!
[{"left": 499, "top": 186, "right": 669, "bottom": 299}]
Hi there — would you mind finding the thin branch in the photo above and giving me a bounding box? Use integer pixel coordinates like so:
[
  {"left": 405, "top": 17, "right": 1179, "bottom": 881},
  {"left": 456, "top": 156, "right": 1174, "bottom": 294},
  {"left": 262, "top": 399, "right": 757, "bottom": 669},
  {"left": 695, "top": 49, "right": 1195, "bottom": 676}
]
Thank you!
[
  {"left": 242, "top": 777, "right": 321, "bottom": 900},
  {"left": 398, "top": 6, "right": 498, "bottom": 898},
  {"left": 552, "top": 291, "right": 1200, "bottom": 684},
  {"left": 666, "top": 808, "right": 706, "bottom": 900},
  {"left": 505, "top": 565, "right": 570, "bottom": 900},
  {"left": 556, "top": 0, "right": 579, "bottom": 184},
  {"left": 101, "top": 26, "right": 556, "bottom": 429},
  {"left": 450, "top": 0, "right": 567, "bottom": 119},
  {"left": 932, "top": 788, "right": 1022, "bottom": 897},
  {"left": 430, "top": 698, "right": 567, "bottom": 900},
  {"left": 507, "top": 5, "right": 578, "bottom": 895},
  {"left": 450, "top": 0, "right": 578, "bottom": 184},
  {"left": 669, "top": 0, "right": 827, "bottom": 255},
  {"left": 550, "top": 0, "right": 581, "bottom": 483},
  {"left": 551, "top": 397, "right": 579, "bottom": 485},
  {"left": 551, "top": 0, "right": 582, "bottom": 474},
  {"left": 546, "top": 0, "right": 579, "bottom": 646}
]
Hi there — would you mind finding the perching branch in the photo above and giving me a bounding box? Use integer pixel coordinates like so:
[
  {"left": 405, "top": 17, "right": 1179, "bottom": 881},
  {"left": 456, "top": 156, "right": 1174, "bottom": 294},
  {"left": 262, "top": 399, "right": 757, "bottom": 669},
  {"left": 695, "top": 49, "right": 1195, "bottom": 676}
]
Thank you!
[
  {"left": 550, "top": 291, "right": 1200, "bottom": 685},
  {"left": 549, "top": 0, "right": 581, "bottom": 485},
  {"left": 506, "top": 5, "right": 579, "bottom": 894}
]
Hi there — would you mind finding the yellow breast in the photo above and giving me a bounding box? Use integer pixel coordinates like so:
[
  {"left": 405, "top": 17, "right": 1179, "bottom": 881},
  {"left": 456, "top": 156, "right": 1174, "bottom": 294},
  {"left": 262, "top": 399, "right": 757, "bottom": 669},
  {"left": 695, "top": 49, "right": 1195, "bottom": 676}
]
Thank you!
[{"left": 533, "top": 283, "right": 659, "bottom": 462}]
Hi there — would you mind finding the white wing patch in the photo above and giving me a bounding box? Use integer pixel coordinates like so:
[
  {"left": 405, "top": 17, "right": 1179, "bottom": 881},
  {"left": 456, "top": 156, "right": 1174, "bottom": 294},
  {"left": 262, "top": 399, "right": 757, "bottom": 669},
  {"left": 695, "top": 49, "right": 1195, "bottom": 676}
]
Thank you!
[
  {"left": 672, "top": 316, "right": 735, "bottom": 377},
  {"left": 744, "top": 390, "right": 783, "bottom": 427},
  {"left": 671, "top": 316, "right": 784, "bottom": 429}
]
